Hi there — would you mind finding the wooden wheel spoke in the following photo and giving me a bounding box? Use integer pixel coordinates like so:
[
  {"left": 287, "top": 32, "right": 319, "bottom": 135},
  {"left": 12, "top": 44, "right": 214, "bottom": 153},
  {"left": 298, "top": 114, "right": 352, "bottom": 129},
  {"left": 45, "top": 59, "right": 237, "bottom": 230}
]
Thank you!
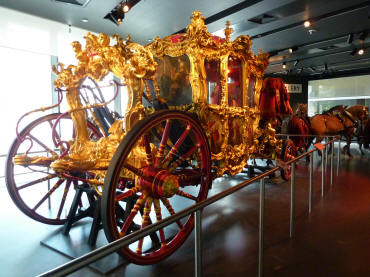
[
  {"left": 161, "top": 198, "right": 183, "bottom": 229},
  {"left": 115, "top": 187, "right": 139, "bottom": 202},
  {"left": 176, "top": 190, "right": 198, "bottom": 201},
  {"left": 155, "top": 120, "right": 171, "bottom": 167},
  {"left": 32, "top": 178, "right": 65, "bottom": 211},
  {"left": 153, "top": 199, "right": 166, "bottom": 247},
  {"left": 101, "top": 112, "right": 212, "bottom": 263},
  {"left": 124, "top": 163, "right": 145, "bottom": 178},
  {"left": 17, "top": 174, "right": 57, "bottom": 190},
  {"left": 120, "top": 194, "right": 147, "bottom": 236},
  {"left": 56, "top": 180, "right": 71, "bottom": 219},
  {"left": 162, "top": 123, "right": 192, "bottom": 166},
  {"left": 137, "top": 198, "right": 153, "bottom": 254},
  {"left": 28, "top": 134, "right": 57, "bottom": 156},
  {"left": 176, "top": 170, "right": 203, "bottom": 187},
  {"left": 169, "top": 143, "right": 200, "bottom": 172},
  {"left": 142, "top": 135, "right": 154, "bottom": 166}
]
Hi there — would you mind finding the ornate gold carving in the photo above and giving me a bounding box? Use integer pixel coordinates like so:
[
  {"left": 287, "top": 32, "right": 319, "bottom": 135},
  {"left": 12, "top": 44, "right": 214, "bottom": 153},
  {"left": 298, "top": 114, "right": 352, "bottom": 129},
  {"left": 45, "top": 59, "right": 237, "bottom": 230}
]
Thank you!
[
  {"left": 147, "top": 11, "right": 272, "bottom": 176},
  {"left": 16, "top": 10, "right": 280, "bottom": 184}
]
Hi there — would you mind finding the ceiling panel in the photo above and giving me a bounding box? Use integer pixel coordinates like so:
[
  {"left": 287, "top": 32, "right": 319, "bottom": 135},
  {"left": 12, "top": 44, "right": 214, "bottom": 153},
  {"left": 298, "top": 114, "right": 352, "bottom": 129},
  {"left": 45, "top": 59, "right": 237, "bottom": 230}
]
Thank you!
[{"left": 1, "top": 0, "right": 370, "bottom": 77}]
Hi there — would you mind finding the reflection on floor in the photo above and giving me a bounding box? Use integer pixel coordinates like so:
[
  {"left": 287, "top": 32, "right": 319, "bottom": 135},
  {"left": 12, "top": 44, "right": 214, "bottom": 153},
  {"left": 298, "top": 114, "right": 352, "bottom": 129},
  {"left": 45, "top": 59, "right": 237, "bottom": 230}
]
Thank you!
[{"left": 1, "top": 143, "right": 370, "bottom": 277}]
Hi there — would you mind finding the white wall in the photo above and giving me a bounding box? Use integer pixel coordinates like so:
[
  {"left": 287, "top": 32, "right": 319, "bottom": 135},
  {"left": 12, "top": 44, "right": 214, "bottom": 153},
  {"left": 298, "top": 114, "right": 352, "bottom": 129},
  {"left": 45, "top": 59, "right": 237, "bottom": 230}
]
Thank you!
[
  {"left": 0, "top": 7, "right": 93, "bottom": 160},
  {"left": 0, "top": 6, "right": 91, "bottom": 63}
]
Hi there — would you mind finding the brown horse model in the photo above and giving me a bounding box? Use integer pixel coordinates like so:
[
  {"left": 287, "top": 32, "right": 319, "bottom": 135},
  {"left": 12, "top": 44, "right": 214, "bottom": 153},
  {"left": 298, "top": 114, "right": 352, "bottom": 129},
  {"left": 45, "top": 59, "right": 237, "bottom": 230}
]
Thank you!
[{"left": 295, "top": 104, "right": 369, "bottom": 156}]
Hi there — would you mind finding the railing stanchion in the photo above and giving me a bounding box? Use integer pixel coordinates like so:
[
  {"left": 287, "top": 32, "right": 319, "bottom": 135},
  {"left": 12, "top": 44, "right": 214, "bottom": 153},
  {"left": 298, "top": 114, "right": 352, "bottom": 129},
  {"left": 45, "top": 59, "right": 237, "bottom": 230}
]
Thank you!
[
  {"left": 321, "top": 148, "right": 325, "bottom": 197},
  {"left": 309, "top": 152, "right": 313, "bottom": 213},
  {"left": 337, "top": 139, "right": 341, "bottom": 176},
  {"left": 35, "top": 136, "right": 327, "bottom": 277},
  {"left": 330, "top": 141, "right": 334, "bottom": 185},
  {"left": 290, "top": 162, "right": 295, "bottom": 238},
  {"left": 325, "top": 137, "right": 328, "bottom": 172},
  {"left": 195, "top": 210, "right": 202, "bottom": 277},
  {"left": 258, "top": 178, "right": 265, "bottom": 277}
]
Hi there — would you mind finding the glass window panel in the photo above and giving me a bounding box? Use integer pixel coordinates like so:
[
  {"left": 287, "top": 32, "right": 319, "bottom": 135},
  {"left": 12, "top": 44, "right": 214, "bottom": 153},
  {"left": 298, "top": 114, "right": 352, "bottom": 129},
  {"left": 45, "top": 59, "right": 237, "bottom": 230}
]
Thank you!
[
  {"left": 227, "top": 57, "right": 242, "bottom": 107},
  {"left": 143, "top": 79, "right": 157, "bottom": 107},
  {"left": 205, "top": 59, "right": 221, "bottom": 105},
  {"left": 308, "top": 75, "right": 370, "bottom": 116},
  {"left": 154, "top": 55, "right": 192, "bottom": 106},
  {"left": 247, "top": 74, "right": 256, "bottom": 107}
]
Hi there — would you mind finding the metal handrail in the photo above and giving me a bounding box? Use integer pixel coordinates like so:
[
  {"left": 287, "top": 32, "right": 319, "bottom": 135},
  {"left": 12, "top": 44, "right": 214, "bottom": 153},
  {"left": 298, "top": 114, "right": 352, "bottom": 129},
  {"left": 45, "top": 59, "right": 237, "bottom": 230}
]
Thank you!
[
  {"left": 277, "top": 133, "right": 329, "bottom": 137},
  {"left": 37, "top": 136, "right": 339, "bottom": 277},
  {"left": 38, "top": 167, "right": 280, "bottom": 277}
]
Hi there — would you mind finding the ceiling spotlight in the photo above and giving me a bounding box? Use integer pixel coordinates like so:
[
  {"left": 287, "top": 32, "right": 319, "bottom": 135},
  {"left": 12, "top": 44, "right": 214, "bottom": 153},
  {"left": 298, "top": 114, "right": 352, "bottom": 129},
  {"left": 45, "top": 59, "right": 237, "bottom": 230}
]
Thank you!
[
  {"left": 347, "top": 33, "right": 353, "bottom": 44},
  {"left": 282, "top": 62, "right": 286, "bottom": 69},
  {"left": 122, "top": 1, "right": 130, "bottom": 12},
  {"left": 105, "top": 0, "right": 137, "bottom": 26},
  {"left": 105, "top": 11, "right": 125, "bottom": 26},
  {"left": 81, "top": 18, "right": 88, "bottom": 23},
  {"left": 289, "top": 46, "right": 298, "bottom": 53},
  {"left": 358, "top": 48, "right": 365, "bottom": 55},
  {"left": 303, "top": 20, "right": 312, "bottom": 28}
]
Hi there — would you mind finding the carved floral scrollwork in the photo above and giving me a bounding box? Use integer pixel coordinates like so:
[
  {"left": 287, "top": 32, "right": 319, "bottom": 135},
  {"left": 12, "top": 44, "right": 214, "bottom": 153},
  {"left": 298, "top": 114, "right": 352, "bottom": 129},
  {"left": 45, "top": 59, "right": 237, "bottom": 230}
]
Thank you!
[{"left": 37, "top": 10, "right": 276, "bottom": 179}]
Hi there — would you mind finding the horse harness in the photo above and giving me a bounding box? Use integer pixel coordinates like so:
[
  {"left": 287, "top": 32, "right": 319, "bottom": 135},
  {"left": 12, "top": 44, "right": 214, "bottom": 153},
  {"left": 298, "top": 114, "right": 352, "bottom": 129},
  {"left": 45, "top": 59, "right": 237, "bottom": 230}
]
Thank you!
[
  {"left": 322, "top": 110, "right": 356, "bottom": 133},
  {"left": 336, "top": 110, "right": 358, "bottom": 129}
]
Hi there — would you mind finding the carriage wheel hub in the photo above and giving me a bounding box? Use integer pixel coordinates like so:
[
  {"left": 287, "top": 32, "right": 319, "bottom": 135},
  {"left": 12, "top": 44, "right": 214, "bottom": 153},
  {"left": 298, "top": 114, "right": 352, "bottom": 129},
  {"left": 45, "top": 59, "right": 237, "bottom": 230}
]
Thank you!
[{"left": 138, "top": 168, "right": 179, "bottom": 198}]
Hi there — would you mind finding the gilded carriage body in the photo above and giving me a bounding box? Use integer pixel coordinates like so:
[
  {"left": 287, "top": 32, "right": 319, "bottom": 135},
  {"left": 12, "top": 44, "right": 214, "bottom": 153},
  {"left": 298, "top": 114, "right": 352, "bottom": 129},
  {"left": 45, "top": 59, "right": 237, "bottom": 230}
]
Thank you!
[
  {"left": 6, "top": 11, "right": 294, "bottom": 265},
  {"left": 145, "top": 12, "right": 279, "bottom": 176},
  {"left": 43, "top": 11, "right": 279, "bottom": 179},
  {"left": 133, "top": 11, "right": 279, "bottom": 177}
]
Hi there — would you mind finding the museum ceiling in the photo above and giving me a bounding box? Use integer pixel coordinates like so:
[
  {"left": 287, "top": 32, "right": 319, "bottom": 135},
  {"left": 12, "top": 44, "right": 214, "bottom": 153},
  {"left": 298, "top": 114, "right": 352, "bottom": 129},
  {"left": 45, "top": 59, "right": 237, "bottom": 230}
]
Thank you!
[{"left": 1, "top": 0, "right": 370, "bottom": 78}]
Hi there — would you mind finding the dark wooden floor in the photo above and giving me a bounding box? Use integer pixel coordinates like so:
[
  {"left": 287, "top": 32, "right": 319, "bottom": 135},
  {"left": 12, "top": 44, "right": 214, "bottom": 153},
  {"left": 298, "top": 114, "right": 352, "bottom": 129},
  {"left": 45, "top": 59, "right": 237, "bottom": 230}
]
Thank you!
[{"left": 1, "top": 143, "right": 370, "bottom": 277}]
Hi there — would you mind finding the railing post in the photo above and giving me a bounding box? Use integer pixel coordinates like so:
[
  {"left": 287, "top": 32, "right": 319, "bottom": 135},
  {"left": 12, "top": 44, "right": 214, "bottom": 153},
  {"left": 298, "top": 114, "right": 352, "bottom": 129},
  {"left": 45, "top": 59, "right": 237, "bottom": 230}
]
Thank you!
[
  {"left": 325, "top": 137, "right": 328, "bottom": 171},
  {"left": 195, "top": 210, "right": 202, "bottom": 277},
  {"left": 321, "top": 148, "right": 325, "bottom": 197},
  {"left": 337, "top": 139, "right": 341, "bottom": 176},
  {"left": 290, "top": 162, "right": 295, "bottom": 238},
  {"left": 258, "top": 178, "right": 265, "bottom": 277},
  {"left": 309, "top": 152, "right": 313, "bottom": 213},
  {"left": 47, "top": 152, "right": 51, "bottom": 209},
  {"left": 330, "top": 141, "right": 334, "bottom": 185}
]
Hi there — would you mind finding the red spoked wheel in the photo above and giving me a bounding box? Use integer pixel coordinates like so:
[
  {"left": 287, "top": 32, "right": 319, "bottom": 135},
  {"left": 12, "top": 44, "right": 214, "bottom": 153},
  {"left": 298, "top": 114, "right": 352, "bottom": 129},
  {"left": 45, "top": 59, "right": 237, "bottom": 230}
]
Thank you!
[
  {"left": 101, "top": 110, "right": 211, "bottom": 265},
  {"left": 280, "top": 138, "right": 297, "bottom": 180},
  {"left": 5, "top": 113, "right": 102, "bottom": 225}
]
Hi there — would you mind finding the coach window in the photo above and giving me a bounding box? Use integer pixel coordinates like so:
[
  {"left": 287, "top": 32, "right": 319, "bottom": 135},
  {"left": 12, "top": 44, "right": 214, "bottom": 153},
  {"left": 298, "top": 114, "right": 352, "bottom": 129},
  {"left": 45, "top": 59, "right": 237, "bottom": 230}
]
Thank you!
[{"left": 205, "top": 59, "right": 222, "bottom": 105}]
